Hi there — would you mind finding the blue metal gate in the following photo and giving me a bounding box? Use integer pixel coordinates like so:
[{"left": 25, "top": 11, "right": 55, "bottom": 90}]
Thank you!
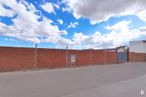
[{"left": 117, "top": 52, "right": 128, "bottom": 63}]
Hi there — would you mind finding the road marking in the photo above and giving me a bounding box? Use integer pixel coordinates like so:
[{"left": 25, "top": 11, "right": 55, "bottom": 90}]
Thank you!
[{"left": 140, "top": 90, "right": 144, "bottom": 96}]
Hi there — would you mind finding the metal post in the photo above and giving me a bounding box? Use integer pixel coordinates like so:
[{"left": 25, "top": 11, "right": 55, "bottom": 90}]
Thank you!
[
  {"left": 145, "top": 45, "right": 146, "bottom": 62},
  {"left": 90, "top": 49, "right": 93, "bottom": 65},
  {"left": 104, "top": 49, "right": 107, "bottom": 64},
  {"left": 66, "top": 45, "right": 68, "bottom": 67},
  {"left": 34, "top": 43, "right": 37, "bottom": 69},
  {"left": 144, "top": 43, "right": 146, "bottom": 62},
  {"left": 134, "top": 52, "right": 135, "bottom": 62}
]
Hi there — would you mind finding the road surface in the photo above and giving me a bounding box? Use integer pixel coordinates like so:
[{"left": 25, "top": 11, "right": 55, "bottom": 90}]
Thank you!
[{"left": 0, "top": 62, "right": 146, "bottom": 97}]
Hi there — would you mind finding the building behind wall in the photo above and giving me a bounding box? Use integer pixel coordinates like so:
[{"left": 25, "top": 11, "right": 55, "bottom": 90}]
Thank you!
[{"left": 129, "top": 40, "right": 146, "bottom": 62}]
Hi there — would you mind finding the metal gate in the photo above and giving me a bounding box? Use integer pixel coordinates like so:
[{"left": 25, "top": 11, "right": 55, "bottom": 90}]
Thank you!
[
  {"left": 69, "top": 54, "right": 76, "bottom": 66},
  {"left": 117, "top": 52, "right": 128, "bottom": 63}
]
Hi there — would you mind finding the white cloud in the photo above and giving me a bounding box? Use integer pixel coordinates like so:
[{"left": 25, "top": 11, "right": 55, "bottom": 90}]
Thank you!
[
  {"left": 72, "top": 20, "right": 146, "bottom": 49},
  {"left": 0, "top": 0, "right": 146, "bottom": 49},
  {"left": 0, "top": 0, "right": 69, "bottom": 45},
  {"left": 139, "top": 26, "right": 146, "bottom": 33},
  {"left": 61, "top": 0, "right": 72, "bottom": 13},
  {"left": 57, "top": 19, "right": 63, "bottom": 25},
  {"left": 4, "top": 37, "right": 20, "bottom": 42},
  {"left": 52, "top": 3, "right": 59, "bottom": 9},
  {"left": 68, "top": 22, "right": 78, "bottom": 28},
  {"left": 44, "top": 36, "right": 73, "bottom": 46},
  {"left": 73, "top": 32, "right": 88, "bottom": 45},
  {"left": 136, "top": 9, "right": 146, "bottom": 22},
  {"left": 62, "top": 7, "right": 71, "bottom": 13},
  {"left": 22, "top": 1, "right": 37, "bottom": 13},
  {"left": 41, "top": 2, "right": 55, "bottom": 14},
  {"left": 0, "top": 2, "right": 15, "bottom": 17},
  {"left": 63, "top": 0, "right": 146, "bottom": 24}
]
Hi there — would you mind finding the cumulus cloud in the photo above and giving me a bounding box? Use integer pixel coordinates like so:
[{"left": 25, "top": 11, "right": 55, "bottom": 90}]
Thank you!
[
  {"left": 41, "top": 2, "right": 55, "bottom": 14},
  {"left": 0, "top": 1, "right": 15, "bottom": 17},
  {"left": 0, "top": 0, "right": 70, "bottom": 45},
  {"left": 73, "top": 32, "right": 88, "bottom": 45},
  {"left": 63, "top": 0, "right": 146, "bottom": 24},
  {"left": 68, "top": 22, "right": 78, "bottom": 28},
  {"left": 72, "top": 20, "right": 146, "bottom": 49},
  {"left": 52, "top": 3, "right": 59, "bottom": 9},
  {"left": 57, "top": 19, "right": 63, "bottom": 25},
  {"left": 0, "top": 0, "right": 146, "bottom": 49},
  {"left": 139, "top": 26, "right": 146, "bottom": 33}
]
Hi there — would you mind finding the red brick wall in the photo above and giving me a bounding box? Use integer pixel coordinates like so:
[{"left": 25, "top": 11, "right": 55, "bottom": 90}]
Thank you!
[
  {"left": 0, "top": 47, "right": 35, "bottom": 72},
  {"left": 37, "top": 49, "right": 66, "bottom": 68},
  {"left": 92, "top": 50, "right": 105, "bottom": 64},
  {"left": 129, "top": 52, "right": 146, "bottom": 62},
  {"left": 68, "top": 50, "right": 117, "bottom": 66},
  {"left": 106, "top": 51, "right": 117, "bottom": 64},
  {"left": 0, "top": 47, "right": 118, "bottom": 72},
  {"left": 92, "top": 50, "right": 117, "bottom": 64},
  {"left": 68, "top": 50, "right": 92, "bottom": 66}
]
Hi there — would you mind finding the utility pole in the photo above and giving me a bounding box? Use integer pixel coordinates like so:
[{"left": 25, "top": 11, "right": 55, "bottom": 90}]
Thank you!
[{"left": 34, "top": 43, "right": 37, "bottom": 69}]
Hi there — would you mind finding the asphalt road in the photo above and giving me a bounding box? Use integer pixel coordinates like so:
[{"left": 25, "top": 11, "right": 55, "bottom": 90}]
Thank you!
[{"left": 0, "top": 62, "right": 146, "bottom": 97}]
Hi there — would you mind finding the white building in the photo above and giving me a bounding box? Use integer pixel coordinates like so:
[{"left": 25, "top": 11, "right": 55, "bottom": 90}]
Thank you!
[{"left": 129, "top": 40, "right": 146, "bottom": 53}]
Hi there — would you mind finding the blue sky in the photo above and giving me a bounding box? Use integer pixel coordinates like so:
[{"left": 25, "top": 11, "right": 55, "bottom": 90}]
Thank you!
[{"left": 0, "top": 0, "right": 146, "bottom": 49}]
